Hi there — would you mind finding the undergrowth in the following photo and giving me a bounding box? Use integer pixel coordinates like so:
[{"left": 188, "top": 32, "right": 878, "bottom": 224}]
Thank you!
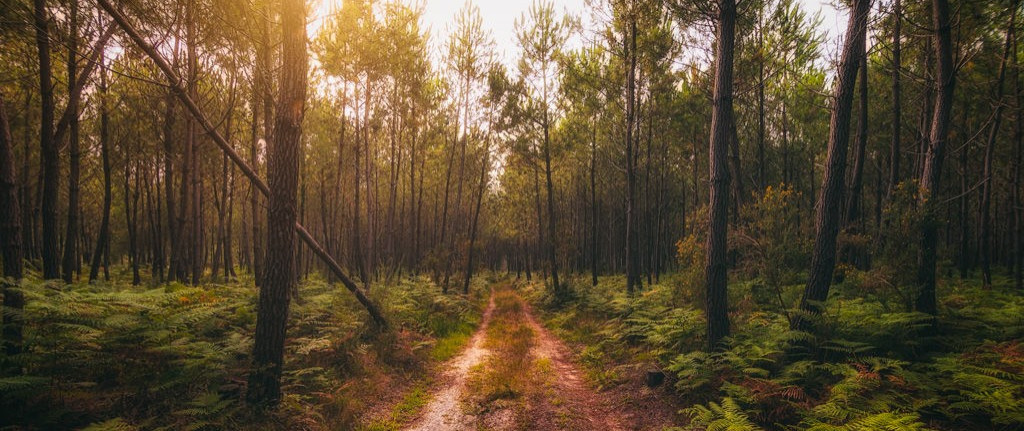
[
  {"left": 529, "top": 273, "right": 1024, "bottom": 430},
  {"left": 0, "top": 272, "right": 483, "bottom": 430}
]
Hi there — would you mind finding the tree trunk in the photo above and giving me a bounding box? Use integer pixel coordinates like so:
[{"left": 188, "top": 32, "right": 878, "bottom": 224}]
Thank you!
[
  {"left": 187, "top": 3, "right": 202, "bottom": 285},
  {"left": 1014, "top": 22, "right": 1023, "bottom": 290},
  {"left": 0, "top": 91, "right": 25, "bottom": 359},
  {"left": 463, "top": 145, "right": 489, "bottom": 294},
  {"left": 353, "top": 89, "right": 368, "bottom": 288},
  {"left": 591, "top": 120, "right": 599, "bottom": 286},
  {"left": 846, "top": 54, "right": 868, "bottom": 229},
  {"left": 915, "top": 0, "right": 955, "bottom": 317},
  {"left": 90, "top": 58, "right": 112, "bottom": 283},
  {"left": 705, "top": 0, "right": 737, "bottom": 350},
  {"left": 757, "top": 5, "right": 766, "bottom": 191},
  {"left": 888, "top": 0, "right": 902, "bottom": 197},
  {"left": 96, "top": 0, "right": 388, "bottom": 328},
  {"left": 792, "top": 0, "right": 870, "bottom": 334},
  {"left": 124, "top": 158, "right": 141, "bottom": 286},
  {"left": 543, "top": 104, "right": 560, "bottom": 295},
  {"left": 248, "top": 0, "right": 306, "bottom": 405},
  {"left": 625, "top": 11, "right": 641, "bottom": 295},
  {"left": 62, "top": 1, "right": 80, "bottom": 283},
  {"left": 533, "top": 155, "right": 545, "bottom": 281},
  {"left": 979, "top": 9, "right": 1015, "bottom": 288},
  {"left": 34, "top": 0, "right": 59, "bottom": 280}
]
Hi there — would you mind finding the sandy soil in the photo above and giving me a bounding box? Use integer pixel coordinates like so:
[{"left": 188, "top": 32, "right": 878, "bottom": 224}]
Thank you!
[
  {"left": 404, "top": 288, "right": 683, "bottom": 430},
  {"left": 522, "top": 304, "right": 629, "bottom": 430},
  {"left": 405, "top": 295, "right": 495, "bottom": 431}
]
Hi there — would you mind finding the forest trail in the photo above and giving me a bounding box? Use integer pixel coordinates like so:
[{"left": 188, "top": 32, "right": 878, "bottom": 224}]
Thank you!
[
  {"left": 405, "top": 286, "right": 630, "bottom": 431},
  {"left": 406, "top": 294, "right": 496, "bottom": 431}
]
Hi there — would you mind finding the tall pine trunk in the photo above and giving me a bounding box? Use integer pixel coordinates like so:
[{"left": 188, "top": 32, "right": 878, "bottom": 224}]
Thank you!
[
  {"left": 0, "top": 91, "right": 25, "bottom": 359},
  {"left": 542, "top": 104, "right": 560, "bottom": 295},
  {"left": 705, "top": 0, "right": 737, "bottom": 350},
  {"left": 888, "top": 0, "right": 902, "bottom": 197},
  {"left": 34, "top": 0, "right": 59, "bottom": 280},
  {"left": 915, "top": 0, "right": 955, "bottom": 317},
  {"left": 62, "top": 2, "right": 80, "bottom": 283},
  {"left": 247, "top": 0, "right": 307, "bottom": 404},
  {"left": 979, "top": 9, "right": 1015, "bottom": 288},
  {"left": 625, "top": 11, "right": 641, "bottom": 295},
  {"left": 90, "top": 58, "right": 112, "bottom": 283}
]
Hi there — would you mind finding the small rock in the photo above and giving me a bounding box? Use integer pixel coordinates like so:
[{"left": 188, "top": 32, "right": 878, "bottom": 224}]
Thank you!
[{"left": 645, "top": 370, "right": 665, "bottom": 388}]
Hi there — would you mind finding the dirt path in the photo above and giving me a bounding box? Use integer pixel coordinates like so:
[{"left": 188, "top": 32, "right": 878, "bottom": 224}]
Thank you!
[
  {"left": 522, "top": 303, "right": 629, "bottom": 430},
  {"left": 406, "top": 294, "right": 495, "bottom": 431},
  {"left": 406, "top": 288, "right": 640, "bottom": 431}
]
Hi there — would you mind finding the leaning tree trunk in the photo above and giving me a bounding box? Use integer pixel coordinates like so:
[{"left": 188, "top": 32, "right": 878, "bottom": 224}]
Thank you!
[
  {"left": 95, "top": 0, "right": 387, "bottom": 326},
  {"left": 915, "top": 0, "right": 955, "bottom": 317},
  {"left": 705, "top": 0, "right": 737, "bottom": 351},
  {"left": 792, "top": 0, "right": 870, "bottom": 334},
  {"left": 0, "top": 92, "right": 25, "bottom": 359},
  {"left": 846, "top": 53, "right": 868, "bottom": 229},
  {"left": 247, "top": 0, "right": 306, "bottom": 405}
]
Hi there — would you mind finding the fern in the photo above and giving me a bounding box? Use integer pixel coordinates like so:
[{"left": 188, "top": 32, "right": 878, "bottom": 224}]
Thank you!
[
  {"left": 0, "top": 375, "right": 48, "bottom": 392},
  {"left": 80, "top": 418, "right": 140, "bottom": 431},
  {"left": 684, "top": 397, "right": 764, "bottom": 431}
]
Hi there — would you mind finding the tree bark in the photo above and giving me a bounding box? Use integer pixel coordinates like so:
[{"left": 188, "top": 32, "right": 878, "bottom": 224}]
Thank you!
[
  {"left": 1014, "top": 19, "right": 1023, "bottom": 290},
  {"left": 0, "top": 91, "right": 25, "bottom": 359},
  {"left": 705, "top": 0, "right": 737, "bottom": 350},
  {"left": 846, "top": 54, "right": 868, "bottom": 229},
  {"left": 90, "top": 57, "right": 112, "bottom": 283},
  {"left": 62, "top": 1, "right": 81, "bottom": 283},
  {"left": 591, "top": 120, "right": 599, "bottom": 286},
  {"left": 792, "top": 0, "right": 870, "bottom": 333},
  {"left": 625, "top": 9, "right": 641, "bottom": 295},
  {"left": 34, "top": 0, "right": 59, "bottom": 280},
  {"left": 463, "top": 145, "right": 489, "bottom": 294},
  {"left": 543, "top": 97, "right": 560, "bottom": 295},
  {"left": 124, "top": 158, "right": 141, "bottom": 286},
  {"left": 95, "top": 0, "right": 387, "bottom": 329},
  {"left": 756, "top": 5, "right": 766, "bottom": 191},
  {"left": 888, "top": 0, "right": 902, "bottom": 197},
  {"left": 979, "top": 9, "right": 1015, "bottom": 288},
  {"left": 248, "top": 0, "right": 307, "bottom": 405},
  {"left": 915, "top": 0, "right": 955, "bottom": 317}
]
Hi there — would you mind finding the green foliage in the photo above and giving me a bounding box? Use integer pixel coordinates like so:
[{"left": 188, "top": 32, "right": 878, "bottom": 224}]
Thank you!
[
  {"left": 81, "top": 418, "right": 140, "bottom": 431},
  {"left": 735, "top": 185, "right": 810, "bottom": 311},
  {"left": 931, "top": 341, "right": 1024, "bottom": 426},
  {"left": 0, "top": 275, "right": 480, "bottom": 430},
  {"left": 359, "top": 384, "right": 430, "bottom": 431},
  {"left": 684, "top": 397, "right": 763, "bottom": 431},
  {"left": 538, "top": 274, "right": 1024, "bottom": 430}
]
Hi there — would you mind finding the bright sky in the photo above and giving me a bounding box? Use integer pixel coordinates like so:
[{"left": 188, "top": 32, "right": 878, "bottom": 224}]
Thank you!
[{"left": 310, "top": 0, "right": 848, "bottom": 68}]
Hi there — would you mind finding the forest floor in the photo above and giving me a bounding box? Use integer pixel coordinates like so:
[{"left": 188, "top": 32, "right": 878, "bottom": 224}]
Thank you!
[{"left": 372, "top": 284, "right": 680, "bottom": 431}]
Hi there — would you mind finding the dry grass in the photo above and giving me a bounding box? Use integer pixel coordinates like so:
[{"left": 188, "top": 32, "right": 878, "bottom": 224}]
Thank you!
[{"left": 465, "top": 288, "right": 535, "bottom": 418}]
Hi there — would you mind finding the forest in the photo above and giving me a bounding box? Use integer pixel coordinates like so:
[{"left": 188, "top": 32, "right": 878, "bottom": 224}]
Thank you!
[{"left": 1, "top": 0, "right": 1024, "bottom": 429}]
